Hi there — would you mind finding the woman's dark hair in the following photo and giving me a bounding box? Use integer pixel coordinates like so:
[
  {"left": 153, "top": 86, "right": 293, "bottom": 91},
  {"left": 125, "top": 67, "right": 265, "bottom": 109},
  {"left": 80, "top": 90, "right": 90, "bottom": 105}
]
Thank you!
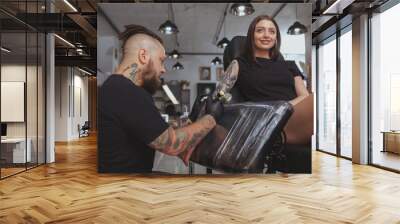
[{"left": 243, "top": 15, "right": 282, "bottom": 63}]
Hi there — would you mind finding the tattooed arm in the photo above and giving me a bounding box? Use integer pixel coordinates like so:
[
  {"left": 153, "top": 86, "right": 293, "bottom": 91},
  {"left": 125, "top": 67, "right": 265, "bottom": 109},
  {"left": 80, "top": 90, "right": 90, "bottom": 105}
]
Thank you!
[
  {"left": 149, "top": 115, "right": 216, "bottom": 165},
  {"left": 213, "top": 60, "right": 240, "bottom": 99},
  {"left": 149, "top": 62, "right": 238, "bottom": 162}
]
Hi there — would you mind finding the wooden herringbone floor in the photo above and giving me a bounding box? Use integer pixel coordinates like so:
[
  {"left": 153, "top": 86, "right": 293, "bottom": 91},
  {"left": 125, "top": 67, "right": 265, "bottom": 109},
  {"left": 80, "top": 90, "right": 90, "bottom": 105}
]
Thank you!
[{"left": 1, "top": 135, "right": 400, "bottom": 223}]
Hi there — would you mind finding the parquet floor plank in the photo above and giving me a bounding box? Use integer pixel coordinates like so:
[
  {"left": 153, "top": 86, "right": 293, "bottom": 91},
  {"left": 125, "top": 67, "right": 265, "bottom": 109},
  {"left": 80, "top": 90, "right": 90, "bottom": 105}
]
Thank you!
[{"left": 1, "top": 135, "right": 400, "bottom": 223}]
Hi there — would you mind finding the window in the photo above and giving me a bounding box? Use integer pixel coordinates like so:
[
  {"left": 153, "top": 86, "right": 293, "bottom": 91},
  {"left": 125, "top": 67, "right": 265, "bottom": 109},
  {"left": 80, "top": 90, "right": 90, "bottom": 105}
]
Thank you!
[
  {"left": 370, "top": 2, "right": 400, "bottom": 171},
  {"left": 339, "top": 28, "right": 352, "bottom": 158},
  {"left": 317, "top": 36, "right": 337, "bottom": 154},
  {"left": 0, "top": 1, "right": 46, "bottom": 179}
]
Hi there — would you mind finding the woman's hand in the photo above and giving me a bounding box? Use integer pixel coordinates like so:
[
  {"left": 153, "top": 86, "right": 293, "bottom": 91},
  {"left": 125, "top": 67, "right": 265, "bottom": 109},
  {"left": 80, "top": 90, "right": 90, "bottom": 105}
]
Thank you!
[{"left": 289, "top": 95, "right": 308, "bottom": 105}]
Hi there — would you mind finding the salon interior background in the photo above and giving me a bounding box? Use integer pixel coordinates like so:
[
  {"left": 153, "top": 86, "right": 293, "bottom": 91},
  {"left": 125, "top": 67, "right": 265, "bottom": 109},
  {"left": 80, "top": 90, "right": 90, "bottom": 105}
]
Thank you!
[
  {"left": 97, "top": 3, "right": 311, "bottom": 174},
  {"left": 1, "top": 0, "right": 400, "bottom": 177},
  {"left": 97, "top": 3, "right": 311, "bottom": 103}
]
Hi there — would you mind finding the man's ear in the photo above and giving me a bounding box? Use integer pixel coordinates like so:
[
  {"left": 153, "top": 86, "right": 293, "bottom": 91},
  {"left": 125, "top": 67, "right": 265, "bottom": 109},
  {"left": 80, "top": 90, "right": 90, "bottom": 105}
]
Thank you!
[{"left": 138, "top": 48, "right": 149, "bottom": 65}]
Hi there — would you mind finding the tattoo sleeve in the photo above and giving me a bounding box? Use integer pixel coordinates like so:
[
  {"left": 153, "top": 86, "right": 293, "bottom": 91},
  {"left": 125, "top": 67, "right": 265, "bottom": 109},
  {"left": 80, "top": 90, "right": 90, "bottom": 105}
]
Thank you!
[
  {"left": 149, "top": 115, "right": 216, "bottom": 156},
  {"left": 213, "top": 60, "right": 239, "bottom": 98}
]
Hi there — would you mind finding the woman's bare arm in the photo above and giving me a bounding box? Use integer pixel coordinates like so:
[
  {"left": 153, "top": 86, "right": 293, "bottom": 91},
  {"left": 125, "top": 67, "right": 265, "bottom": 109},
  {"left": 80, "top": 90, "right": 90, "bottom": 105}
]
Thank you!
[{"left": 290, "top": 76, "right": 309, "bottom": 105}]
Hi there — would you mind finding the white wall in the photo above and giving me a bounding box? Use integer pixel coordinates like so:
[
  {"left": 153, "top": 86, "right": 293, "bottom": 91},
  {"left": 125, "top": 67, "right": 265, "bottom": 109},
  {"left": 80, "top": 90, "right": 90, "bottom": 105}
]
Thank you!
[
  {"left": 1, "top": 65, "right": 37, "bottom": 138},
  {"left": 55, "top": 67, "right": 69, "bottom": 141},
  {"left": 1, "top": 65, "right": 27, "bottom": 141},
  {"left": 72, "top": 73, "right": 89, "bottom": 138},
  {"left": 1, "top": 64, "right": 46, "bottom": 163},
  {"left": 97, "top": 12, "right": 120, "bottom": 86},
  {"left": 163, "top": 55, "right": 222, "bottom": 109},
  {"left": 55, "top": 67, "right": 89, "bottom": 141}
]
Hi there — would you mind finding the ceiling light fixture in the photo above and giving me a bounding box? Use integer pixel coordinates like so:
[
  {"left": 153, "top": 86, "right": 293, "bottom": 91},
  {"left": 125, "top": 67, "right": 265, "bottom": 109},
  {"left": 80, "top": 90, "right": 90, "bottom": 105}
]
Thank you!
[
  {"left": 172, "top": 62, "right": 184, "bottom": 70},
  {"left": 217, "top": 11, "right": 230, "bottom": 49},
  {"left": 76, "top": 48, "right": 86, "bottom": 55},
  {"left": 159, "top": 4, "right": 179, "bottom": 35},
  {"left": 287, "top": 5, "right": 307, "bottom": 35},
  {"left": 159, "top": 20, "right": 179, "bottom": 35},
  {"left": 287, "top": 22, "right": 307, "bottom": 35},
  {"left": 230, "top": 3, "right": 255, "bottom": 16},
  {"left": 78, "top": 67, "right": 93, "bottom": 76},
  {"left": 169, "top": 49, "right": 181, "bottom": 59},
  {"left": 217, "top": 37, "right": 230, "bottom": 48},
  {"left": 1, "top": 47, "right": 11, "bottom": 53},
  {"left": 63, "top": 0, "right": 78, "bottom": 12},
  {"left": 211, "top": 57, "right": 222, "bottom": 65},
  {"left": 54, "top": 34, "right": 75, "bottom": 48},
  {"left": 322, "top": 0, "right": 354, "bottom": 15}
]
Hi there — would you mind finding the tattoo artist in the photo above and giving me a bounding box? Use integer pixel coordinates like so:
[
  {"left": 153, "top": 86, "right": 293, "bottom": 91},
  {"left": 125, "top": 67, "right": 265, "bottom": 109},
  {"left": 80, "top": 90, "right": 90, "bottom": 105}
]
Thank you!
[{"left": 98, "top": 24, "right": 223, "bottom": 173}]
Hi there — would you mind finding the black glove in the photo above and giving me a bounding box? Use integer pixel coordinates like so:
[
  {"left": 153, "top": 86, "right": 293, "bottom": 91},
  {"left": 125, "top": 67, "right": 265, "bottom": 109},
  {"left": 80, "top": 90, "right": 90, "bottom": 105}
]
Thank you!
[
  {"left": 189, "top": 94, "right": 207, "bottom": 122},
  {"left": 205, "top": 96, "right": 224, "bottom": 122}
]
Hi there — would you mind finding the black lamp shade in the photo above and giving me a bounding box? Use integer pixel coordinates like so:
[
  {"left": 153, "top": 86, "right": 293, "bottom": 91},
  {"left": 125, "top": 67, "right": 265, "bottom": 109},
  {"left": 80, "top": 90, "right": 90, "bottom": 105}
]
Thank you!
[
  {"left": 173, "top": 62, "right": 184, "bottom": 70},
  {"left": 230, "top": 3, "right": 255, "bottom": 16},
  {"left": 211, "top": 57, "right": 222, "bottom": 65},
  {"left": 159, "top": 20, "right": 179, "bottom": 35},
  {"left": 169, "top": 49, "right": 181, "bottom": 59},
  {"left": 217, "top": 37, "right": 230, "bottom": 48},
  {"left": 287, "top": 21, "right": 307, "bottom": 35}
]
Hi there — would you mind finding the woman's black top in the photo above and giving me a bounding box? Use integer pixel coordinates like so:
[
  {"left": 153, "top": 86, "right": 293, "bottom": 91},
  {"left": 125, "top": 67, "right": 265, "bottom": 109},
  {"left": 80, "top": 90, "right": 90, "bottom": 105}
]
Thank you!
[{"left": 235, "top": 56, "right": 303, "bottom": 102}]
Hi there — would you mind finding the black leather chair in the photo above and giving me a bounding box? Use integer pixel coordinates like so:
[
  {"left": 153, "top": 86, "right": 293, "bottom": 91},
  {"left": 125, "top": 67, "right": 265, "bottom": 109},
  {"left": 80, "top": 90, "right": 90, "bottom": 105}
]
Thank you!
[
  {"left": 79, "top": 121, "right": 90, "bottom": 138},
  {"left": 223, "top": 36, "right": 311, "bottom": 173}
]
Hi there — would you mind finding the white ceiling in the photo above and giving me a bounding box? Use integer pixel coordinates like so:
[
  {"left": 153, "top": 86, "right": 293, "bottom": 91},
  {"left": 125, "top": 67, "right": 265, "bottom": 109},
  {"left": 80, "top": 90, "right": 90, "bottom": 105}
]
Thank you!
[{"left": 99, "top": 3, "right": 311, "bottom": 54}]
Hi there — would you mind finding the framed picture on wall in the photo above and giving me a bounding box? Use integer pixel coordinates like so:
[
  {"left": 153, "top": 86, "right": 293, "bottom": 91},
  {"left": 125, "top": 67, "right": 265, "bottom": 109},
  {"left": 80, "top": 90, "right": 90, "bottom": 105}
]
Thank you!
[
  {"left": 197, "top": 83, "right": 216, "bottom": 96},
  {"left": 216, "top": 67, "right": 224, "bottom": 81},
  {"left": 199, "top": 66, "right": 211, "bottom": 80}
]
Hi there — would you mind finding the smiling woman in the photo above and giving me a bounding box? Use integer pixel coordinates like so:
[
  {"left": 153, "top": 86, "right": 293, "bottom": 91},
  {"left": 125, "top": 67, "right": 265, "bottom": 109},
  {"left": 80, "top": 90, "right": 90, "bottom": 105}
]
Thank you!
[
  {"left": 247, "top": 15, "right": 282, "bottom": 61},
  {"left": 211, "top": 14, "right": 312, "bottom": 172},
  {"left": 216, "top": 15, "right": 309, "bottom": 106}
]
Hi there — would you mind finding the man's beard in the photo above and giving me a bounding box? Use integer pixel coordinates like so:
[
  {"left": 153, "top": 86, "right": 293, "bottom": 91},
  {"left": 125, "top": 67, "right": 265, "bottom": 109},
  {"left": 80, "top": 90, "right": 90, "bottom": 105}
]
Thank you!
[{"left": 142, "top": 60, "right": 161, "bottom": 95}]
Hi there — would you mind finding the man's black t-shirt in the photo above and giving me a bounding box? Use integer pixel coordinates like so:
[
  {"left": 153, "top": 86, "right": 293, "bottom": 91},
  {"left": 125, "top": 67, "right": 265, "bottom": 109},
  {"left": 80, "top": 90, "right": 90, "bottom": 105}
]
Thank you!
[
  {"left": 236, "top": 56, "right": 303, "bottom": 102},
  {"left": 98, "top": 74, "right": 169, "bottom": 173}
]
